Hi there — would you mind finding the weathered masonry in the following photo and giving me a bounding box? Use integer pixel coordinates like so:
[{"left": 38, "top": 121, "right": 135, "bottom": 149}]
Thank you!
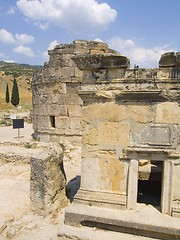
[
  {"left": 32, "top": 40, "right": 127, "bottom": 145},
  {"left": 67, "top": 50, "right": 180, "bottom": 219},
  {"left": 32, "top": 41, "right": 180, "bottom": 238}
]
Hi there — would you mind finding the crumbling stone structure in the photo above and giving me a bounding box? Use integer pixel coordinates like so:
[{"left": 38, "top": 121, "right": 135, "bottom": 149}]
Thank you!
[
  {"left": 32, "top": 40, "right": 127, "bottom": 145},
  {"left": 32, "top": 41, "right": 180, "bottom": 238},
  {"left": 64, "top": 49, "right": 180, "bottom": 218}
]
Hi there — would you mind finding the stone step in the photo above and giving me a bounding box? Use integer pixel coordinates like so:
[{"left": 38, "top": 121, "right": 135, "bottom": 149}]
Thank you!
[
  {"left": 58, "top": 224, "right": 156, "bottom": 240},
  {"left": 59, "top": 203, "right": 180, "bottom": 240}
]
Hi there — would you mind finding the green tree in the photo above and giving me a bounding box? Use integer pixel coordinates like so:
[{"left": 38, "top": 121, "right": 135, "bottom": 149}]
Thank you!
[
  {"left": 11, "top": 77, "right": 20, "bottom": 107},
  {"left": 5, "top": 83, "right": 10, "bottom": 103}
]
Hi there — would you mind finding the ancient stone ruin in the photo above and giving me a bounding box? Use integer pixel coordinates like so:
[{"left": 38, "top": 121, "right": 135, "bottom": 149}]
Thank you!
[{"left": 32, "top": 41, "right": 180, "bottom": 239}]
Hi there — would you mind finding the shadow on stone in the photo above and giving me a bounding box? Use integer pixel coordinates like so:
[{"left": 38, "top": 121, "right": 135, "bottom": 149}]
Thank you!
[{"left": 66, "top": 175, "right": 81, "bottom": 203}]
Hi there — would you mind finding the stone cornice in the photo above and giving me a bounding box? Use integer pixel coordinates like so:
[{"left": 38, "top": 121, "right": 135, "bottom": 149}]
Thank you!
[
  {"left": 72, "top": 55, "right": 130, "bottom": 70},
  {"left": 78, "top": 88, "right": 180, "bottom": 103},
  {"left": 122, "top": 147, "right": 180, "bottom": 160}
]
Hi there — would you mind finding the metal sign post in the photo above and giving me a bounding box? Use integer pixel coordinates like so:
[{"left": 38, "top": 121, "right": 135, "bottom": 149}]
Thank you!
[{"left": 13, "top": 119, "right": 24, "bottom": 138}]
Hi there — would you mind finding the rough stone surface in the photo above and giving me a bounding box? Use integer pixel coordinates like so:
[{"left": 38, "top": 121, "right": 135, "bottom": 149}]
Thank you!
[
  {"left": 31, "top": 40, "right": 180, "bottom": 240},
  {"left": 0, "top": 123, "right": 81, "bottom": 240},
  {"left": 32, "top": 40, "right": 127, "bottom": 146},
  {"left": 159, "top": 52, "right": 177, "bottom": 67},
  {"left": 30, "top": 143, "right": 67, "bottom": 216}
]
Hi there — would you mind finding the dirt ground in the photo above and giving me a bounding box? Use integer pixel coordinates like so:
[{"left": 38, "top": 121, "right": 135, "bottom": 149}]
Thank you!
[{"left": 0, "top": 123, "right": 81, "bottom": 240}]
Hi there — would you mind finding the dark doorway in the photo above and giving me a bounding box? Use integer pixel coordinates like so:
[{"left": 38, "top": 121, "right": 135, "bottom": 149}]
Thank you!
[{"left": 137, "top": 161, "right": 163, "bottom": 207}]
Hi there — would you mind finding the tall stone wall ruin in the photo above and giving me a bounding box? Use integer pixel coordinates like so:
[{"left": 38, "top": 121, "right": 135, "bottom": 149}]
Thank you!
[
  {"left": 32, "top": 40, "right": 180, "bottom": 147},
  {"left": 32, "top": 40, "right": 180, "bottom": 219},
  {"left": 32, "top": 40, "right": 127, "bottom": 145}
]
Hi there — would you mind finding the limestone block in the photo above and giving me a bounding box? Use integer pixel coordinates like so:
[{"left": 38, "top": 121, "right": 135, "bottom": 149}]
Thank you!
[
  {"left": 56, "top": 117, "right": 70, "bottom": 129},
  {"left": 107, "top": 68, "right": 124, "bottom": 79},
  {"left": 39, "top": 85, "right": 49, "bottom": 95},
  {"left": 82, "top": 145, "right": 99, "bottom": 158},
  {"left": 74, "top": 68, "right": 83, "bottom": 78},
  {"left": 59, "top": 105, "right": 68, "bottom": 116},
  {"left": 47, "top": 94, "right": 67, "bottom": 105},
  {"left": 32, "top": 85, "right": 42, "bottom": 95},
  {"left": 159, "top": 52, "right": 176, "bottom": 67},
  {"left": 47, "top": 104, "right": 67, "bottom": 116},
  {"left": 32, "top": 105, "right": 40, "bottom": 116},
  {"left": 98, "top": 122, "right": 130, "bottom": 147},
  {"left": 157, "top": 70, "right": 170, "bottom": 79},
  {"left": 141, "top": 124, "right": 177, "bottom": 148},
  {"left": 81, "top": 157, "right": 127, "bottom": 193},
  {"left": 65, "top": 128, "right": 82, "bottom": 136},
  {"left": 50, "top": 134, "right": 61, "bottom": 142},
  {"left": 69, "top": 117, "right": 81, "bottom": 130},
  {"left": 66, "top": 94, "right": 83, "bottom": 105},
  {"left": 60, "top": 67, "right": 75, "bottom": 78},
  {"left": 82, "top": 125, "right": 98, "bottom": 146},
  {"left": 52, "top": 83, "right": 66, "bottom": 94},
  {"left": 83, "top": 103, "right": 154, "bottom": 123},
  {"left": 126, "top": 106, "right": 154, "bottom": 124},
  {"left": 64, "top": 135, "right": 82, "bottom": 145},
  {"left": 33, "top": 94, "right": 48, "bottom": 105},
  {"left": 32, "top": 95, "right": 39, "bottom": 105},
  {"left": 30, "top": 143, "right": 67, "bottom": 216},
  {"left": 127, "top": 159, "right": 139, "bottom": 209},
  {"left": 36, "top": 116, "right": 49, "bottom": 128},
  {"left": 73, "top": 55, "right": 129, "bottom": 70},
  {"left": 35, "top": 104, "right": 48, "bottom": 116},
  {"left": 61, "top": 55, "right": 75, "bottom": 67},
  {"left": 155, "top": 102, "right": 180, "bottom": 124},
  {"left": 47, "top": 94, "right": 61, "bottom": 104},
  {"left": 172, "top": 162, "right": 180, "bottom": 205},
  {"left": 66, "top": 83, "right": 81, "bottom": 94},
  {"left": 68, "top": 105, "right": 82, "bottom": 117}
]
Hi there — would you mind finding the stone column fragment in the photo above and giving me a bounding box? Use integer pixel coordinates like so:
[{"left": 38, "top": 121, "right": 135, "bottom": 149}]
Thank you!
[{"left": 30, "top": 143, "right": 67, "bottom": 216}]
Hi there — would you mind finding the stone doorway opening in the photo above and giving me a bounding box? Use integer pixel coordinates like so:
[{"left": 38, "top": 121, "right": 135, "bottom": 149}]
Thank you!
[{"left": 137, "top": 160, "right": 163, "bottom": 208}]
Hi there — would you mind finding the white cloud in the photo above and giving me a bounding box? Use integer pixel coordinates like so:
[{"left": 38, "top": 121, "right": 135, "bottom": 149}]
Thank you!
[
  {"left": 42, "top": 40, "right": 59, "bottom": 62},
  {"left": 6, "top": 7, "right": 16, "bottom": 15},
  {"left": 16, "top": 0, "right": 117, "bottom": 34},
  {"left": 108, "top": 37, "right": 175, "bottom": 68},
  {"left": 15, "top": 33, "right": 34, "bottom": 45},
  {"left": 0, "top": 28, "right": 35, "bottom": 47},
  {"left": 94, "top": 38, "right": 104, "bottom": 42},
  {"left": 48, "top": 40, "right": 59, "bottom": 50},
  {"left": 0, "top": 29, "right": 15, "bottom": 44},
  {"left": 35, "top": 22, "right": 49, "bottom": 30},
  {"left": 13, "top": 46, "right": 35, "bottom": 57},
  {"left": 3, "top": 60, "right": 15, "bottom": 63}
]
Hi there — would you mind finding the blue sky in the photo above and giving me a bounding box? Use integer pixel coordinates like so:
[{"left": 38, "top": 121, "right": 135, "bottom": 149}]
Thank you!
[{"left": 0, "top": 0, "right": 180, "bottom": 67}]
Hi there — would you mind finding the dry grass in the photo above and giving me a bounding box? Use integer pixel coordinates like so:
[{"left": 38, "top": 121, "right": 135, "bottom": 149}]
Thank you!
[{"left": 0, "top": 71, "right": 32, "bottom": 111}]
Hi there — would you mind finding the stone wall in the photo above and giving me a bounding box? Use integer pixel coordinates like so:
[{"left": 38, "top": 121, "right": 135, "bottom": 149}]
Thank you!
[
  {"left": 32, "top": 40, "right": 180, "bottom": 147},
  {"left": 32, "top": 40, "right": 180, "bottom": 217},
  {"left": 32, "top": 40, "right": 126, "bottom": 145},
  {"left": 32, "top": 40, "right": 180, "bottom": 148},
  {"left": 74, "top": 68, "right": 180, "bottom": 216}
]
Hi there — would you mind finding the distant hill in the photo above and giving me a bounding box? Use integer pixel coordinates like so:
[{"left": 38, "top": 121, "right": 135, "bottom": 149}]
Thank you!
[{"left": 0, "top": 61, "right": 42, "bottom": 111}]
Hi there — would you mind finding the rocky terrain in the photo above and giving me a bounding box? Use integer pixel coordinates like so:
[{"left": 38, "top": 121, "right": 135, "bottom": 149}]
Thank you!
[{"left": 0, "top": 122, "right": 81, "bottom": 240}]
